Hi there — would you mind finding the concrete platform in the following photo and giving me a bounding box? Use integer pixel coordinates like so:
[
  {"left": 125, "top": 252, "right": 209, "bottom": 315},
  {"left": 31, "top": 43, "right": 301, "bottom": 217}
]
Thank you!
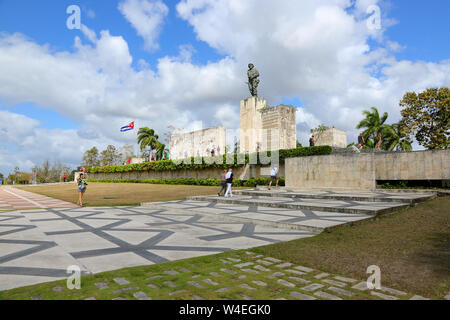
[
  {"left": 187, "top": 195, "right": 409, "bottom": 215},
  {"left": 142, "top": 200, "right": 373, "bottom": 233},
  {"left": 232, "top": 189, "right": 435, "bottom": 204}
]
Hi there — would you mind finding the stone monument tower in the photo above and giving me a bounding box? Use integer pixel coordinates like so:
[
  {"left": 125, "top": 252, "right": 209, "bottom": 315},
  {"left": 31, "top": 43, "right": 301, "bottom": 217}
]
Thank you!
[{"left": 240, "top": 64, "right": 296, "bottom": 153}]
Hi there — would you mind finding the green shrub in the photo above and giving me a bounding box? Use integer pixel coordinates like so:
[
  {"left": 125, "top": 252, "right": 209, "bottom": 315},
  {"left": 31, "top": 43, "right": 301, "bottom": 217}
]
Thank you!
[
  {"left": 86, "top": 146, "right": 331, "bottom": 174},
  {"left": 87, "top": 177, "right": 286, "bottom": 187}
]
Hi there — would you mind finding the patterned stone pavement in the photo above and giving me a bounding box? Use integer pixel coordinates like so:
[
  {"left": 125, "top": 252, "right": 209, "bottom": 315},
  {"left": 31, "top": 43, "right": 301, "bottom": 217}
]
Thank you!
[
  {"left": 143, "top": 199, "right": 373, "bottom": 231},
  {"left": 0, "top": 186, "right": 77, "bottom": 211},
  {"left": 0, "top": 206, "right": 312, "bottom": 291}
]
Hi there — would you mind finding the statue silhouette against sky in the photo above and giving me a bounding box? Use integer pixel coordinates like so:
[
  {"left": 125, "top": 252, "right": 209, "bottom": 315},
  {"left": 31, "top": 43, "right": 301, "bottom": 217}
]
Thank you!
[{"left": 247, "top": 63, "right": 260, "bottom": 97}]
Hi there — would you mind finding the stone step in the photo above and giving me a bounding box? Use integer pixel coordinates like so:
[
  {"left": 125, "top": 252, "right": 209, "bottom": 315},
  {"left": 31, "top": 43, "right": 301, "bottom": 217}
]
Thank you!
[
  {"left": 187, "top": 195, "right": 409, "bottom": 216},
  {"left": 232, "top": 189, "right": 434, "bottom": 204},
  {"left": 141, "top": 199, "right": 374, "bottom": 233}
]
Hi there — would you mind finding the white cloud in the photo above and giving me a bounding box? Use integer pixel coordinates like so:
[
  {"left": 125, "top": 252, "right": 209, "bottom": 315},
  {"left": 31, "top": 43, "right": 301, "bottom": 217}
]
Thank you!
[
  {"left": 0, "top": 0, "right": 449, "bottom": 174},
  {"left": 118, "top": 0, "right": 169, "bottom": 51}
]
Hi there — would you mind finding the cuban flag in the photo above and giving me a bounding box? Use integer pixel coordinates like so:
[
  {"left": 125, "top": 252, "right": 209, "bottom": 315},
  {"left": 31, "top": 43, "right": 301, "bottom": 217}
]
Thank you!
[{"left": 120, "top": 121, "right": 135, "bottom": 132}]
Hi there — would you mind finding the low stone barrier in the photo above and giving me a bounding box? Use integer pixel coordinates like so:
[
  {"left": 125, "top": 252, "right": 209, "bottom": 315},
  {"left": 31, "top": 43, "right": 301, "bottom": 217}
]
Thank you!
[{"left": 285, "top": 149, "right": 449, "bottom": 190}]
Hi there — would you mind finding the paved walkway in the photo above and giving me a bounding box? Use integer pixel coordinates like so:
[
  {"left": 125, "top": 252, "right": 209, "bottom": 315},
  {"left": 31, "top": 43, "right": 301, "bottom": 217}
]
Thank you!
[
  {"left": 0, "top": 206, "right": 310, "bottom": 291},
  {"left": 0, "top": 187, "right": 77, "bottom": 210}
]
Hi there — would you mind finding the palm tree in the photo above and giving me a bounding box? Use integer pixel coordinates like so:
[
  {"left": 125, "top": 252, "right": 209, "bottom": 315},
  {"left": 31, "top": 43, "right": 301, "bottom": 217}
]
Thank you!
[
  {"left": 137, "top": 127, "right": 159, "bottom": 160},
  {"left": 382, "top": 123, "right": 413, "bottom": 151},
  {"left": 155, "top": 141, "right": 169, "bottom": 160},
  {"left": 356, "top": 107, "right": 391, "bottom": 150}
]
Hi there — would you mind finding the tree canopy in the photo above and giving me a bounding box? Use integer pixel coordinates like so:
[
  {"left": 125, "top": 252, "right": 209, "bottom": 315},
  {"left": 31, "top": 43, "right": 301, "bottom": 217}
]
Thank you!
[
  {"left": 82, "top": 146, "right": 100, "bottom": 167},
  {"left": 356, "top": 107, "right": 391, "bottom": 150},
  {"left": 399, "top": 87, "right": 449, "bottom": 149}
]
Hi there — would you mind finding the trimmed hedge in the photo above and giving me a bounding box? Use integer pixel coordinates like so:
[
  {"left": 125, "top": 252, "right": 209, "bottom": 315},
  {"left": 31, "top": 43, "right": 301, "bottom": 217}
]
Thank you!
[
  {"left": 86, "top": 146, "right": 331, "bottom": 174},
  {"left": 87, "top": 177, "right": 285, "bottom": 188}
]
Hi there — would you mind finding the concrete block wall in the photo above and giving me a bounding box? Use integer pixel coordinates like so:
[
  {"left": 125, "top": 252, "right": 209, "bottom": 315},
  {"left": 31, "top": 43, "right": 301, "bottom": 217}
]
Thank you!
[
  {"left": 375, "top": 149, "right": 450, "bottom": 181},
  {"left": 285, "top": 149, "right": 449, "bottom": 190},
  {"left": 169, "top": 126, "right": 226, "bottom": 159},
  {"left": 285, "top": 153, "right": 376, "bottom": 190}
]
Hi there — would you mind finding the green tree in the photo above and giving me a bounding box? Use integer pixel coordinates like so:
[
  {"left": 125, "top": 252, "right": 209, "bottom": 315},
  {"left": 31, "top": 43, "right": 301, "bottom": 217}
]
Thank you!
[
  {"left": 356, "top": 107, "right": 391, "bottom": 150},
  {"left": 154, "top": 141, "right": 169, "bottom": 160},
  {"left": 7, "top": 167, "right": 31, "bottom": 184},
  {"left": 82, "top": 147, "right": 100, "bottom": 167},
  {"left": 137, "top": 127, "right": 159, "bottom": 159},
  {"left": 296, "top": 140, "right": 303, "bottom": 148},
  {"left": 399, "top": 87, "right": 449, "bottom": 149},
  {"left": 382, "top": 123, "right": 413, "bottom": 151},
  {"left": 100, "top": 145, "right": 122, "bottom": 166}
]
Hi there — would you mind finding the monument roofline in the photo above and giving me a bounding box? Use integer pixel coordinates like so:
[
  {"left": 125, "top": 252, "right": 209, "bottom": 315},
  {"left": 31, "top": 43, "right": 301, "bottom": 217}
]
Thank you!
[{"left": 170, "top": 125, "right": 226, "bottom": 136}]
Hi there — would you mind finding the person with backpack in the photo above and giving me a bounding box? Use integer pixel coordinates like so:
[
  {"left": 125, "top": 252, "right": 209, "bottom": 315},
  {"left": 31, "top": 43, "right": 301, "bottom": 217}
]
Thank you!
[
  {"left": 77, "top": 173, "right": 88, "bottom": 207},
  {"left": 218, "top": 169, "right": 227, "bottom": 196},
  {"left": 224, "top": 168, "right": 234, "bottom": 198}
]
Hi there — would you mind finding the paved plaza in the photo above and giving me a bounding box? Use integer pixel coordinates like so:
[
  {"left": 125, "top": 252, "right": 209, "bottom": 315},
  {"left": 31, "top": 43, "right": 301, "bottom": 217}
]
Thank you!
[
  {"left": 0, "top": 187, "right": 77, "bottom": 211},
  {"left": 0, "top": 186, "right": 439, "bottom": 298},
  {"left": 0, "top": 205, "right": 311, "bottom": 291}
]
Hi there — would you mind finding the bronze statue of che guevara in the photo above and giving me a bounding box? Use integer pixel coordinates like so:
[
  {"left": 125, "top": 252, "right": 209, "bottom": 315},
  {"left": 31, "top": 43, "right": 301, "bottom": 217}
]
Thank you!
[{"left": 247, "top": 63, "right": 260, "bottom": 97}]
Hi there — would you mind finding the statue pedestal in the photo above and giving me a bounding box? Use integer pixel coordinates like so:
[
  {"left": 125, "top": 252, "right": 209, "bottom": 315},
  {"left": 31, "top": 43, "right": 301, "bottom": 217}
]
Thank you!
[
  {"left": 315, "top": 128, "right": 347, "bottom": 148},
  {"left": 240, "top": 97, "right": 266, "bottom": 153},
  {"left": 240, "top": 97, "right": 297, "bottom": 153}
]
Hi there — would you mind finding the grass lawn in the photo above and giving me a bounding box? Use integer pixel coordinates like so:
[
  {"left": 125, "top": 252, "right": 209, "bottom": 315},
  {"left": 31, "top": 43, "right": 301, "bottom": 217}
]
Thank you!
[
  {"left": 17, "top": 182, "right": 246, "bottom": 206},
  {"left": 253, "top": 196, "right": 450, "bottom": 299},
  {"left": 0, "top": 249, "right": 373, "bottom": 301}
]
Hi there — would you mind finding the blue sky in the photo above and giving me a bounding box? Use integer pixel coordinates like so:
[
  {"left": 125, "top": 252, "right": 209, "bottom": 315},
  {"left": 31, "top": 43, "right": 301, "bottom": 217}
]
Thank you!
[
  {"left": 0, "top": 0, "right": 449, "bottom": 174},
  {"left": 0, "top": 0, "right": 225, "bottom": 130},
  {"left": 1, "top": 0, "right": 448, "bottom": 129}
]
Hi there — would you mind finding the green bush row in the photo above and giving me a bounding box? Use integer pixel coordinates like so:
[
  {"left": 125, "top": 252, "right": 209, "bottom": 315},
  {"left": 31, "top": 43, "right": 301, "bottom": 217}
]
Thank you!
[
  {"left": 86, "top": 146, "right": 331, "bottom": 174},
  {"left": 87, "top": 177, "right": 285, "bottom": 187}
]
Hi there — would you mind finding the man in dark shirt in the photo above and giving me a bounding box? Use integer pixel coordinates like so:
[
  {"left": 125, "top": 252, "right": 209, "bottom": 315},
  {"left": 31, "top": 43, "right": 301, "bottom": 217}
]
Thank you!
[
  {"left": 358, "top": 132, "right": 365, "bottom": 150},
  {"left": 309, "top": 135, "right": 315, "bottom": 147}
]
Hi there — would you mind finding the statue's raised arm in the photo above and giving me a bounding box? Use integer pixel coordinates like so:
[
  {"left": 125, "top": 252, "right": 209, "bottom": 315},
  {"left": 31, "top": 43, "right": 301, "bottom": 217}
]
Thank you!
[{"left": 247, "top": 63, "right": 260, "bottom": 97}]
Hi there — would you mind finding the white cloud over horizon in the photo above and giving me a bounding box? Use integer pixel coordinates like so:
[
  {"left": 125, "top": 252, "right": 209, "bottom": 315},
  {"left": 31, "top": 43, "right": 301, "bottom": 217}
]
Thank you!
[{"left": 0, "top": 0, "right": 449, "bottom": 175}]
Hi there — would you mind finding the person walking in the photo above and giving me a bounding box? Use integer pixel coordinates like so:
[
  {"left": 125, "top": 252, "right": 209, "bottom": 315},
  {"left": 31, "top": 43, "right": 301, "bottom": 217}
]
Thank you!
[
  {"left": 268, "top": 165, "right": 279, "bottom": 190},
  {"left": 309, "top": 135, "right": 316, "bottom": 147},
  {"left": 77, "top": 173, "right": 88, "bottom": 207},
  {"left": 358, "top": 132, "right": 365, "bottom": 150},
  {"left": 224, "top": 168, "right": 234, "bottom": 198},
  {"left": 218, "top": 169, "right": 227, "bottom": 196}
]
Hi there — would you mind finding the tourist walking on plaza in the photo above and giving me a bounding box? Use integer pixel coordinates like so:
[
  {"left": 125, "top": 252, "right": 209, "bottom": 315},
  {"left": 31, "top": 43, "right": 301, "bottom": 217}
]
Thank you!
[
  {"left": 309, "top": 135, "right": 315, "bottom": 147},
  {"left": 268, "top": 165, "right": 279, "bottom": 190},
  {"left": 218, "top": 169, "right": 227, "bottom": 196},
  {"left": 224, "top": 168, "right": 234, "bottom": 198},
  {"left": 77, "top": 173, "right": 88, "bottom": 207}
]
